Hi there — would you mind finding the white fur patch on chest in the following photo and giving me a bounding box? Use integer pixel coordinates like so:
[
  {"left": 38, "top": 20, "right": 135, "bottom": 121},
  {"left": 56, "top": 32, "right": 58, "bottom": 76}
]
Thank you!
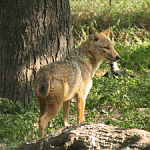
[{"left": 84, "top": 79, "right": 93, "bottom": 99}]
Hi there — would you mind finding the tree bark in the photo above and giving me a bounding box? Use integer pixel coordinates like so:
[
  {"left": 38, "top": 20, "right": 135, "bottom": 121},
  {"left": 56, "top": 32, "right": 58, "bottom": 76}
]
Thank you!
[{"left": 0, "top": 0, "right": 74, "bottom": 106}]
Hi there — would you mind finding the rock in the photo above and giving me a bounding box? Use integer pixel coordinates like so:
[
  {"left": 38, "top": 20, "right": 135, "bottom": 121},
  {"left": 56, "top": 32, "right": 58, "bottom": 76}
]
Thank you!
[{"left": 17, "top": 122, "right": 150, "bottom": 150}]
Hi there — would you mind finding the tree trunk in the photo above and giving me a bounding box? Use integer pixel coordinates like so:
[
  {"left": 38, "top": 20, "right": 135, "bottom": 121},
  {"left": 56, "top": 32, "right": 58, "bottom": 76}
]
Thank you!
[{"left": 0, "top": 0, "right": 74, "bottom": 106}]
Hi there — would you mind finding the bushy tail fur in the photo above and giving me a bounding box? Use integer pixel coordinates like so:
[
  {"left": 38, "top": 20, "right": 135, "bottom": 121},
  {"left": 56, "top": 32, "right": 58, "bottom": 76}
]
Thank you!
[{"left": 36, "top": 77, "right": 50, "bottom": 98}]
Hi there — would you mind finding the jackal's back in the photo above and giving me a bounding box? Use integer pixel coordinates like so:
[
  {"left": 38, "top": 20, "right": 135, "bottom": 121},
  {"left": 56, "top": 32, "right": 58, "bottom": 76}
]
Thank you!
[{"left": 34, "top": 58, "right": 83, "bottom": 99}]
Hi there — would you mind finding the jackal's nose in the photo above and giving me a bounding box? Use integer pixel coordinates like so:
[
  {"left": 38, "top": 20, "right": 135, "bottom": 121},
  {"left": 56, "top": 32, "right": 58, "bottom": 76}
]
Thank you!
[{"left": 116, "top": 55, "right": 120, "bottom": 60}]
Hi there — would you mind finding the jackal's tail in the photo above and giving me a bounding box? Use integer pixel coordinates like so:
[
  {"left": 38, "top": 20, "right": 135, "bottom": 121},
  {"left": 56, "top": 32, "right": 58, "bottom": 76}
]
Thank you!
[{"left": 36, "top": 77, "right": 50, "bottom": 98}]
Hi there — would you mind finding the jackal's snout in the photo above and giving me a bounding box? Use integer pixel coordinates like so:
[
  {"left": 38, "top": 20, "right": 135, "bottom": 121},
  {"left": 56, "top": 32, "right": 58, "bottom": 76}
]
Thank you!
[
  {"left": 106, "top": 50, "right": 120, "bottom": 62},
  {"left": 112, "top": 53, "right": 120, "bottom": 62},
  {"left": 110, "top": 46, "right": 121, "bottom": 62},
  {"left": 116, "top": 55, "right": 120, "bottom": 61}
]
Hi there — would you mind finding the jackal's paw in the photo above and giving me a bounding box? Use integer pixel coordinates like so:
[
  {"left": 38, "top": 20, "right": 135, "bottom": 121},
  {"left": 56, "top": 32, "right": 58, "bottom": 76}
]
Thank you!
[
  {"left": 39, "top": 128, "right": 46, "bottom": 137},
  {"left": 64, "top": 122, "right": 70, "bottom": 127}
]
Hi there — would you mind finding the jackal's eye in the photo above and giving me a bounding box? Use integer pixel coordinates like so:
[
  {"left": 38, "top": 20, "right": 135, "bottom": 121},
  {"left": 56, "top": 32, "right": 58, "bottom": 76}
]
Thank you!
[
  {"left": 103, "top": 46, "right": 109, "bottom": 50},
  {"left": 102, "top": 50, "right": 106, "bottom": 53},
  {"left": 94, "top": 36, "right": 99, "bottom": 41}
]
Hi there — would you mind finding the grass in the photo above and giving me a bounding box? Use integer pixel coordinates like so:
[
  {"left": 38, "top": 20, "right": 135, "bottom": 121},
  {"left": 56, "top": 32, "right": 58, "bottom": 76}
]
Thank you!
[
  {"left": 1, "top": 0, "right": 150, "bottom": 149},
  {"left": 0, "top": 98, "right": 39, "bottom": 149},
  {"left": 87, "top": 76, "right": 150, "bottom": 131},
  {"left": 70, "top": 0, "right": 150, "bottom": 44},
  {"left": 115, "top": 33, "right": 150, "bottom": 73}
]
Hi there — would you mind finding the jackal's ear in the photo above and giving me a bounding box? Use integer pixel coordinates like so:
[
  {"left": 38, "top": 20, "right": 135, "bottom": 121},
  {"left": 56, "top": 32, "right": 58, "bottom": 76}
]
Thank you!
[
  {"left": 89, "top": 27, "right": 99, "bottom": 41},
  {"left": 101, "top": 28, "right": 110, "bottom": 37}
]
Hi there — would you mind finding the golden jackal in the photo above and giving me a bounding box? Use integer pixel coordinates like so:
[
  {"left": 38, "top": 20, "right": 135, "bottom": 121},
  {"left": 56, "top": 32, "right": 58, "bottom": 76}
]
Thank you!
[{"left": 34, "top": 27, "right": 120, "bottom": 135}]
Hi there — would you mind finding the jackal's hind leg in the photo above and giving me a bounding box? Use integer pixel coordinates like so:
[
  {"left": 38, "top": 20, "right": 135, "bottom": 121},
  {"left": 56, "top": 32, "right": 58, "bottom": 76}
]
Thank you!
[
  {"left": 38, "top": 96, "right": 46, "bottom": 117},
  {"left": 39, "top": 102, "right": 62, "bottom": 136}
]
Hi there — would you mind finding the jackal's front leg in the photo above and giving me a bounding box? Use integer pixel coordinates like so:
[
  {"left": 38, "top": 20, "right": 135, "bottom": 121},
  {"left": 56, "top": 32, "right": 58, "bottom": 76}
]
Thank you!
[
  {"left": 76, "top": 94, "right": 85, "bottom": 124},
  {"left": 63, "top": 100, "right": 70, "bottom": 127}
]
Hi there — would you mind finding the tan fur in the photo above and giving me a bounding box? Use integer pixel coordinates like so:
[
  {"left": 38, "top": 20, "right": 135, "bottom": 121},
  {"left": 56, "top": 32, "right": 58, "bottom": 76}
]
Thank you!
[{"left": 34, "top": 27, "right": 120, "bottom": 136}]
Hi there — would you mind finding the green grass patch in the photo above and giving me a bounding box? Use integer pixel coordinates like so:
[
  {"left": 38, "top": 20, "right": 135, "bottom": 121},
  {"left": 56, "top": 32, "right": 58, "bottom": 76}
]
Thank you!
[
  {"left": 70, "top": 0, "right": 150, "bottom": 43},
  {"left": 0, "top": 98, "right": 39, "bottom": 149},
  {"left": 115, "top": 34, "right": 150, "bottom": 73},
  {"left": 87, "top": 76, "right": 150, "bottom": 111},
  {"left": 86, "top": 75, "right": 150, "bottom": 131},
  {"left": 105, "top": 110, "right": 150, "bottom": 131}
]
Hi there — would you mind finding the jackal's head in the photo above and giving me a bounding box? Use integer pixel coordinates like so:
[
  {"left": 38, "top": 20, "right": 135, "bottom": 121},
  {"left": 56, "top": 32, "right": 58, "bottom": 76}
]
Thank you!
[{"left": 88, "top": 27, "right": 120, "bottom": 62}]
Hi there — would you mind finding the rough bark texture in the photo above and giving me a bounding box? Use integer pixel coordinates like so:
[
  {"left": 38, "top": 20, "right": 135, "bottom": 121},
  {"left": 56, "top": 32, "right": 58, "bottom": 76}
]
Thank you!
[
  {"left": 0, "top": 0, "right": 74, "bottom": 105},
  {"left": 17, "top": 123, "right": 150, "bottom": 150}
]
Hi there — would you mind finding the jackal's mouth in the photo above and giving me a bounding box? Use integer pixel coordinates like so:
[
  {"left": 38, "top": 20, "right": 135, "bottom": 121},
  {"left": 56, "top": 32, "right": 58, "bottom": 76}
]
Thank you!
[
  {"left": 106, "top": 55, "right": 120, "bottom": 62},
  {"left": 106, "top": 57, "right": 117, "bottom": 62}
]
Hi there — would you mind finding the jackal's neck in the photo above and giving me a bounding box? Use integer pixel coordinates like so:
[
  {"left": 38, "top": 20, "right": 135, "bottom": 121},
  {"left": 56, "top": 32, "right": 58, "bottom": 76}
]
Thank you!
[
  {"left": 88, "top": 50, "right": 102, "bottom": 77},
  {"left": 77, "top": 39, "right": 102, "bottom": 77},
  {"left": 79, "top": 39, "right": 92, "bottom": 50}
]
